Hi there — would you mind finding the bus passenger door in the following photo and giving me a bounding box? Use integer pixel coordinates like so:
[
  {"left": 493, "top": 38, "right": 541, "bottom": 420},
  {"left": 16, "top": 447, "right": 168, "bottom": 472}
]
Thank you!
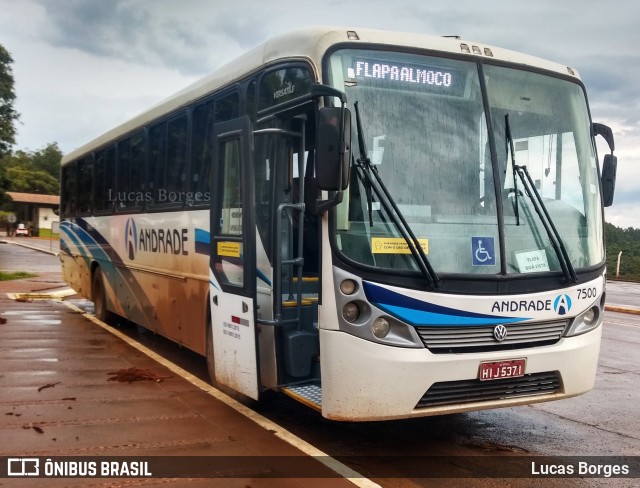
[{"left": 209, "top": 116, "right": 259, "bottom": 400}]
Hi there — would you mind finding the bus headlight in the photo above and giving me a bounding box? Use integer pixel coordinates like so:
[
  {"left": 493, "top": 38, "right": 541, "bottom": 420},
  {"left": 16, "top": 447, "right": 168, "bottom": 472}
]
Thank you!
[
  {"left": 340, "top": 279, "right": 357, "bottom": 295},
  {"left": 565, "top": 306, "right": 601, "bottom": 337},
  {"left": 372, "top": 317, "right": 391, "bottom": 338},
  {"left": 343, "top": 302, "right": 360, "bottom": 323},
  {"left": 583, "top": 307, "right": 597, "bottom": 326}
]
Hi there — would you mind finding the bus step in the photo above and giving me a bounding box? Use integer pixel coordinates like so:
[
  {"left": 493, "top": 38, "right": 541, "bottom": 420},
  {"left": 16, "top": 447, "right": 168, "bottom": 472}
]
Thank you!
[{"left": 282, "top": 383, "right": 322, "bottom": 411}]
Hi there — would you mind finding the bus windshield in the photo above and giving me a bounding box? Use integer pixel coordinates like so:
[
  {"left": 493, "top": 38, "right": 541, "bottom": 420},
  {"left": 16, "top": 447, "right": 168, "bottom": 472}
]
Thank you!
[{"left": 327, "top": 49, "right": 603, "bottom": 276}]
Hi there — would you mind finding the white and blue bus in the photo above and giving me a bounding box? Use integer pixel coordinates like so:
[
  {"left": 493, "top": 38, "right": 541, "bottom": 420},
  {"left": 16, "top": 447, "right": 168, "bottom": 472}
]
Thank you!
[{"left": 60, "top": 27, "right": 617, "bottom": 421}]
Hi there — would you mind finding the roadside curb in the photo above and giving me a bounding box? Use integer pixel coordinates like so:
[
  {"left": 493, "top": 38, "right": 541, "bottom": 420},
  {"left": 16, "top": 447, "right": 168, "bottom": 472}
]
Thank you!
[
  {"left": 0, "top": 238, "right": 59, "bottom": 256},
  {"left": 604, "top": 305, "right": 640, "bottom": 316}
]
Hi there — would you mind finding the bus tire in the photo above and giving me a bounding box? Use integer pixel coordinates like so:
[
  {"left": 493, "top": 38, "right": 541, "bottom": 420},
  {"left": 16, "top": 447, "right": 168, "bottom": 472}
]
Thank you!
[{"left": 92, "top": 267, "right": 114, "bottom": 323}]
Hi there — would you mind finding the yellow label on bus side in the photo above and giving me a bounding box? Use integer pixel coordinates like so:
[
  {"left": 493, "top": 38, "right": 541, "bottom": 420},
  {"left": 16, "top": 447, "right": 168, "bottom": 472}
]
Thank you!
[
  {"left": 217, "top": 241, "right": 241, "bottom": 258},
  {"left": 371, "top": 237, "right": 429, "bottom": 254}
]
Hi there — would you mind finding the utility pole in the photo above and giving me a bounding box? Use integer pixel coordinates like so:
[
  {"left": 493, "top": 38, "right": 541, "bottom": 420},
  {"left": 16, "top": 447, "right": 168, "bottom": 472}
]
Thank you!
[{"left": 616, "top": 251, "right": 622, "bottom": 278}]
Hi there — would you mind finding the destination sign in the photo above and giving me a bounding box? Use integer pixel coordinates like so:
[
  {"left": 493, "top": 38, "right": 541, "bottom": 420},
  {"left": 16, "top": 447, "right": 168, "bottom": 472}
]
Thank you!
[{"left": 347, "top": 58, "right": 467, "bottom": 96}]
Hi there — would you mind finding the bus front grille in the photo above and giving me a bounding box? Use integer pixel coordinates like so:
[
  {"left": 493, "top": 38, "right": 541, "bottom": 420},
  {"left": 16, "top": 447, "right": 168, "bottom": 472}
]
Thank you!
[
  {"left": 416, "top": 371, "right": 563, "bottom": 409},
  {"left": 415, "top": 320, "right": 568, "bottom": 354}
]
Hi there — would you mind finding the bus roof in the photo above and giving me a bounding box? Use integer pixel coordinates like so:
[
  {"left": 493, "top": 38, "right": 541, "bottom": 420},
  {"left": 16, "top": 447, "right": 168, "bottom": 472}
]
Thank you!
[{"left": 62, "top": 26, "right": 580, "bottom": 164}]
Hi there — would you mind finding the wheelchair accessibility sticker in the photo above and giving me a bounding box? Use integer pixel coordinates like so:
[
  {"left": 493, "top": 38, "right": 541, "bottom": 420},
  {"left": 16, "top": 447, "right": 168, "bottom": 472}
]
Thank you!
[{"left": 472, "top": 237, "right": 496, "bottom": 266}]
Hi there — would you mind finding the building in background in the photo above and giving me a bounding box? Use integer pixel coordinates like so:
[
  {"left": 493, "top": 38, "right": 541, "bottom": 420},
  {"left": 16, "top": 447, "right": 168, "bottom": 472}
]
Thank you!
[{"left": 4, "top": 192, "right": 59, "bottom": 237}]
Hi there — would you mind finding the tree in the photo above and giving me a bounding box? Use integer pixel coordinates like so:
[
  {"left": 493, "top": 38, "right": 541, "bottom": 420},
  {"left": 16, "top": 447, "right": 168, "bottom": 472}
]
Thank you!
[
  {"left": 31, "top": 142, "right": 63, "bottom": 180},
  {"left": 0, "top": 143, "right": 62, "bottom": 194},
  {"left": 605, "top": 222, "right": 640, "bottom": 281},
  {"left": 0, "top": 43, "right": 20, "bottom": 204},
  {"left": 5, "top": 166, "right": 59, "bottom": 194}
]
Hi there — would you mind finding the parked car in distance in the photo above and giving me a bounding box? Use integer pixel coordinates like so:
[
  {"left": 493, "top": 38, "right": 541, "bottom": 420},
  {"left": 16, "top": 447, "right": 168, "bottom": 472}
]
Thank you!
[{"left": 15, "top": 223, "right": 29, "bottom": 237}]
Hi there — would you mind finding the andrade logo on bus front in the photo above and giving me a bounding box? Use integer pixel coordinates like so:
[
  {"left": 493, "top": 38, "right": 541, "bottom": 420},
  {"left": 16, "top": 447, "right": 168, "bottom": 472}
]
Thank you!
[{"left": 553, "top": 294, "right": 572, "bottom": 315}]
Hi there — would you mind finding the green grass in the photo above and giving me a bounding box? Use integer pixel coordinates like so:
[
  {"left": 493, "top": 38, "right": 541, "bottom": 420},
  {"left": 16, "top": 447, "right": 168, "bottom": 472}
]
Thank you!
[{"left": 0, "top": 271, "right": 37, "bottom": 281}]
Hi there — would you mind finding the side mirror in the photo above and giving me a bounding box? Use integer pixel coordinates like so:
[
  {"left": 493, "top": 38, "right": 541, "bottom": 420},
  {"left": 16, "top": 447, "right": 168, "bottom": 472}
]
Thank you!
[
  {"left": 315, "top": 107, "right": 351, "bottom": 191},
  {"left": 593, "top": 123, "right": 616, "bottom": 207},
  {"left": 601, "top": 154, "right": 617, "bottom": 207}
]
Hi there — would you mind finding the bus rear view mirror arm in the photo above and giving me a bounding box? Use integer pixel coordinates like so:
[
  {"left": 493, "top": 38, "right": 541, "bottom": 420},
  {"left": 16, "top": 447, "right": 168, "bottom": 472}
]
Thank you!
[{"left": 593, "top": 122, "right": 615, "bottom": 153}]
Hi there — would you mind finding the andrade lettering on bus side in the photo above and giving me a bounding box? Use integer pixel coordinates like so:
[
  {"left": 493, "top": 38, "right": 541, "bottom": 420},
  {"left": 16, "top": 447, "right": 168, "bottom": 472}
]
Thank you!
[{"left": 138, "top": 228, "right": 189, "bottom": 255}]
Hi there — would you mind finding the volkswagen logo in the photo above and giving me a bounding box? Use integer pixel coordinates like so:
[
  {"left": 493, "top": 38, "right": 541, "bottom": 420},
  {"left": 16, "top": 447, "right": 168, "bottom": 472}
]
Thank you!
[{"left": 493, "top": 324, "right": 509, "bottom": 342}]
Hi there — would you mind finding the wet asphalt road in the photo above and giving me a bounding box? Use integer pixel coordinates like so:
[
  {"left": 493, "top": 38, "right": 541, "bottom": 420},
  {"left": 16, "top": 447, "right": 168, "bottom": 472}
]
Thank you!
[{"left": 1, "top": 240, "right": 638, "bottom": 487}]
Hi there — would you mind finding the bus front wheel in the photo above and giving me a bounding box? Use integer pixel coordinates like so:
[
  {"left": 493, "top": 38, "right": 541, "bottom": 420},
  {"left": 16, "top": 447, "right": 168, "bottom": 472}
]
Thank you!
[{"left": 92, "top": 267, "right": 113, "bottom": 323}]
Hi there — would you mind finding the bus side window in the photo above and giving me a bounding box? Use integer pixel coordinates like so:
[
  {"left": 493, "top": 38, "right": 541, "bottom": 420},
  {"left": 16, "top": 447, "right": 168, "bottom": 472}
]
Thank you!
[
  {"left": 94, "top": 147, "right": 115, "bottom": 215},
  {"left": 215, "top": 92, "right": 239, "bottom": 123},
  {"left": 167, "top": 114, "right": 189, "bottom": 200},
  {"left": 117, "top": 132, "right": 145, "bottom": 212},
  {"left": 192, "top": 100, "right": 214, "bottom": 197},
  {"left": 148, "top": 122, "right": 167, "bottom": 204},
  {"left": 191, "top": 93, "right": 240, "bottom": 199},
  {"left": 61, "top": 162, "right": 77, "bottom": 218},
  {"left": 77, "top": 155, "right": 93, "bottom": 216},
  {"left": 147, "top": 113, "right": 188, "bottom": 207}
]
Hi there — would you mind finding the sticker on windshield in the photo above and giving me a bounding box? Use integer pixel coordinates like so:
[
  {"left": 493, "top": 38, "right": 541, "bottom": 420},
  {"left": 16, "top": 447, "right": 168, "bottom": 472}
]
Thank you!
[
  {"left": 372, "top": 237, "right": 428, "bottom": 254},
  {"left": 471, "top": 237, "right": 496, "bottom": 266},
  {"left": 515, "top": 249, "right": 550, "bottom": 273}
]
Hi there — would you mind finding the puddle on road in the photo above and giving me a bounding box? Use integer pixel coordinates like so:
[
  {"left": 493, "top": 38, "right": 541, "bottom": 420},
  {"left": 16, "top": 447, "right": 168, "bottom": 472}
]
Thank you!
[
  {"left": 67, "top": 299, "right": 94, "bottom": 313},
  {"left": 0, "top": 312, "right": 62, "bottom": 325},
  {"left": 1, "top": 310, "right": 51, "bottom": 316},
  {"left": 16, "top": 319, "right": 63, "bottom": 325}
]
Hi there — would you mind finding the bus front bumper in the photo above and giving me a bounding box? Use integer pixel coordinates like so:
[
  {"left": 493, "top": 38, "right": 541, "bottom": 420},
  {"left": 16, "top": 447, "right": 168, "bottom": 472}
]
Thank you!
[{"left": 319, "top": 325, "right": 602, "bottom": 421}]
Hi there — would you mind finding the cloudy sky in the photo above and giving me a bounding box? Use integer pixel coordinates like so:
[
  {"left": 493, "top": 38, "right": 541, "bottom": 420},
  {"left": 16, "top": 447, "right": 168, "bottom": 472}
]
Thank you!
[{"left": 1, "top": 0, "right": 638, "bottom": 228}]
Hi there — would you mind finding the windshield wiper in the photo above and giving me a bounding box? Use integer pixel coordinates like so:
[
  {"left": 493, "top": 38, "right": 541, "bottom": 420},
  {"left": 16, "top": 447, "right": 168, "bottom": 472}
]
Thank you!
[
  {"left": 352, "top": 153, "right": 375, "bottom": 227},
  {"left": 505, "top": 114, "right": 521, "bottom": 226},
  {"left": 353, "top": 101, "right": 439, "bottom": 287},
  {"left": 504, "top": 115, "right": 578, "bottom": 283}
]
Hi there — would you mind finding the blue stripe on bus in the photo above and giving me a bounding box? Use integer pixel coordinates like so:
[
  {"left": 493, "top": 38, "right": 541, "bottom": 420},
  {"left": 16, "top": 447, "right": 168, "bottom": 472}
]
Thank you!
[
  {"left": 60, "top": 222, "right": 94, "bottom": 268},
  {"left": 195, "top": 228, "right": 210, "bottom": 244},
  {"left": 362, "top": 281, "right": 527, "bottom": 326},
  {"left": 60, "top": 222, "right": 84, "bottom": 250},
  {"left": 62, "top": 220, "right": 156, "bottom": 326},
  {"left": 195, "top": 228, "right": 210, "bottom": 255},
  {"left": 256, "top": 269, "right": 271, "bottom": 287},
  {"left": 61, "top": 220, "right": 115, "bottom": 267}
]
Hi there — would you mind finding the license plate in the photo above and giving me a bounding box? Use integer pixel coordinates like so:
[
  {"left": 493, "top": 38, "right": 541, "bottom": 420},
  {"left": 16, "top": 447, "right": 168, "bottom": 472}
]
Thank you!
[{"left": 478, "top": 359, "right": 526, "bottom": 381}]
